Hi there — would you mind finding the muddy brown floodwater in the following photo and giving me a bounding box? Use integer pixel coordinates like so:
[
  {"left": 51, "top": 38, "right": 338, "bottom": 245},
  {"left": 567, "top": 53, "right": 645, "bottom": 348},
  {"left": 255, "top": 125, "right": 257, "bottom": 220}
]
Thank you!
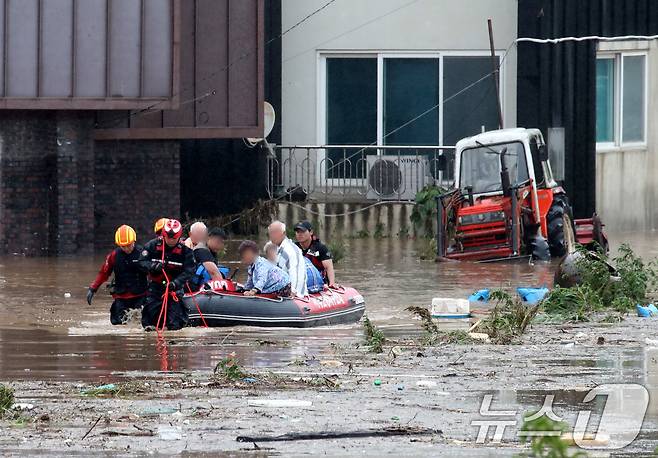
[
  {"left": 0, "top": 237, "right": 559, "bottom": 380},
  {"left": 0, "top": 232, "right": 657, "bottom": 456}
]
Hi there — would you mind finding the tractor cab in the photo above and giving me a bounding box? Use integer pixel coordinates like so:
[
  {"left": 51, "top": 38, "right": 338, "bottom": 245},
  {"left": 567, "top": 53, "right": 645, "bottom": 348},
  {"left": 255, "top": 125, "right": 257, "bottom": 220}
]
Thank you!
[
  {"left": 456, "top": 128, "right": 557, "bottom": 196},
  {"left": 455, "top": 128, "right": 553, "bottom": 222},
  {"left": 436, "top": 128, "right": 606, "bottom": 262}
]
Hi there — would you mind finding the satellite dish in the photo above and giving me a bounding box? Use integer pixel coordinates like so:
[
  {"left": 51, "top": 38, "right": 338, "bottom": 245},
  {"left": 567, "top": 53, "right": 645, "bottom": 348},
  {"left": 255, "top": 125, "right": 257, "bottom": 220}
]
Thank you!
[{"left": 246, "top": 102, "right": 276, "bottom": 146}]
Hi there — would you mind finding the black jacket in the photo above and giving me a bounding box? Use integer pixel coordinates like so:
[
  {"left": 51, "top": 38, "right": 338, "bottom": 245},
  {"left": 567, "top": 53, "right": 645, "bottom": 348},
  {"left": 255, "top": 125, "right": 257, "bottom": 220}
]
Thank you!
[
  {"left": 112, "top": 246, "right": 147, "bottom": 295},
  {"left": 90, "top": 245, "right": 147, "bottom": 298},
  {"left": 139, "top": 237, "right": 195, "bottom": 294}
]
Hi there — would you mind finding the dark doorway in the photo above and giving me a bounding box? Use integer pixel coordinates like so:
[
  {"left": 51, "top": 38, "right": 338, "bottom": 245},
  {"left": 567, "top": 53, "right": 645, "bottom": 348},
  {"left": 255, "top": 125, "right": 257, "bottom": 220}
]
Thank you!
[{"left": 180, "top": 139, "right": 269, "bottom": 219}]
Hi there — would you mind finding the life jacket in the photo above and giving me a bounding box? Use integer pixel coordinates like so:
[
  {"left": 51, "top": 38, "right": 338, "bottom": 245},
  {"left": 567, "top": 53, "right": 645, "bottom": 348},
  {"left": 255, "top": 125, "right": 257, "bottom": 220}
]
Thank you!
[
  {"left": 111, "top": 247, "right": 147, "bottom": 296},
  {"left": 147, "top": 239, "right": 187, "bottom": 285},
  {"left": 304, "top": 257, "right": 324, "bottom": 294},
  {"left": 192, "top": 264, "right": 230, "bottom": 289},
  {"left": 305, "top": 250, "right": 324, "bottom": 274}
]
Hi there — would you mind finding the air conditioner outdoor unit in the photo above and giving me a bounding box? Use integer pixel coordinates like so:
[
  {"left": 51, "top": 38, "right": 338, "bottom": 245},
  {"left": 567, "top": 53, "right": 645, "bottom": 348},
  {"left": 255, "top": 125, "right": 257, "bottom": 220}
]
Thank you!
[{"left": 366, "top": 155, "right": 432, "bottom": 201}]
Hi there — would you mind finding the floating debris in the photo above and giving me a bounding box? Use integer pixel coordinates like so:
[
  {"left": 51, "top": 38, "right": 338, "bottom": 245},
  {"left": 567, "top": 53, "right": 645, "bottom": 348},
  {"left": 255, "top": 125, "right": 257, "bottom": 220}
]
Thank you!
[{"left": 247, "top": 399, "right": 312, "bottom": 408}]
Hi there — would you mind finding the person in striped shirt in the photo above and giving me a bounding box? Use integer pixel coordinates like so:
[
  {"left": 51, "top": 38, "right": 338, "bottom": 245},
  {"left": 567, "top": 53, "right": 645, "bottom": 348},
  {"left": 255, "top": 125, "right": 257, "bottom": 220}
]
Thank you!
[{"left": 239, "top": 240, "right": 291, "bottom": 297}]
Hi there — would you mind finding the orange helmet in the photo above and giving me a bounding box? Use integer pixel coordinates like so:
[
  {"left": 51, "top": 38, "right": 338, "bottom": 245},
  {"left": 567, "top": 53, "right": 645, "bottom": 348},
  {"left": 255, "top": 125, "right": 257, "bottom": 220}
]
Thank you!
[
  {"left": 115, "top": 225, "right": 137, "bottom": 247},
  {"left": 154, "top": 218, "right": 168, "bottom": 235},
  {"left": 163, "top": 219, "right": 183, "bottom": 239}
]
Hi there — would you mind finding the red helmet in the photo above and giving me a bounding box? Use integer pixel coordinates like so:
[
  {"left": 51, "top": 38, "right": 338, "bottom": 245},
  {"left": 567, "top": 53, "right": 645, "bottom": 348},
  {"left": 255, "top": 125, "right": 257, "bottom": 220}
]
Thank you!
[{"left": 163, "top": 219, "right": 183, "bottom": 239}]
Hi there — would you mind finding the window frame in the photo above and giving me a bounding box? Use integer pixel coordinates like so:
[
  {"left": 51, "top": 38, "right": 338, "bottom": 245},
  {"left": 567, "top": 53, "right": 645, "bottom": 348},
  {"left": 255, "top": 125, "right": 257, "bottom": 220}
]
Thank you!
[
  {"left": 317, "top": 52, "right": 378, "bottom": 186},
  {"left": 379, "top": 52, "right": 442, "bottom": 146},
  {"left": 595, "top": 54, "right": 618, "bottom": 150},
  {"left": 596, "top": 51, "right": 648, "bottom": 151},
  {"left": 620, "top": 52, "right": 648, "bottom": 147},
  {"left": 317, "top": 50, "right": 505, "bottom": 183},
  {"left": 459, "top": 141, "right": 529, "bottom": 195}
]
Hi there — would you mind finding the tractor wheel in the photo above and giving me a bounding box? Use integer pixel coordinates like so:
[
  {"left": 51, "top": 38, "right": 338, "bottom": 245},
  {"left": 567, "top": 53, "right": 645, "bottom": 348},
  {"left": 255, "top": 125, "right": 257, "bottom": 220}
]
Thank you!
[
  {"left": 547, "top": 195, "right": 575, "bottom": 258},
  {"left": 592, "top": 214, "right": 609, "bottom": 254},
  {"left": 529, "top": 233, "right": 551, "bottom": 261}
]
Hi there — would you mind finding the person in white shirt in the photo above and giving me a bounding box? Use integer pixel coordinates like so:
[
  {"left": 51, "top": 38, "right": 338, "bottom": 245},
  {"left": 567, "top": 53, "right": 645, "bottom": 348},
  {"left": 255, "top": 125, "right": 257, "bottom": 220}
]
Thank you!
[{"left": 268, "top": 221, "right": 308, "bottom": 296}]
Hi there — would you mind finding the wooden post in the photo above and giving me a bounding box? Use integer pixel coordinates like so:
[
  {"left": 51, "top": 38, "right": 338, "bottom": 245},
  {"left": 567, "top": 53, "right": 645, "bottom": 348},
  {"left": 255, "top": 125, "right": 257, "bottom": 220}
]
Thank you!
[
  {"left": 487, "top": 18, "right": 503, "bottom": 129},
  {"left": 436, "top": 195, "right": 445, "bottom": 258}
]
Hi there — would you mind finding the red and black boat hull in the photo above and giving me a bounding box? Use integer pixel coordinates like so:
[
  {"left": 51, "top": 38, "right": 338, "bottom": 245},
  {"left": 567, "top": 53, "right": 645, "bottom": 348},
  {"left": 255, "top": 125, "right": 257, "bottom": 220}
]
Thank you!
[{"left": 182, "top": 287, "right": 365, "bottom": 328}]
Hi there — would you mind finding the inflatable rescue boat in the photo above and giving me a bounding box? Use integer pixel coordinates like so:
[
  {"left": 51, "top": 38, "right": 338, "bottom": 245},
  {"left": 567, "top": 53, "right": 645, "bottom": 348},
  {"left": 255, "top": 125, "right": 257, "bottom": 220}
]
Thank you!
[{"left": 182, "top": 280, "right": 365, "bottom": 328}]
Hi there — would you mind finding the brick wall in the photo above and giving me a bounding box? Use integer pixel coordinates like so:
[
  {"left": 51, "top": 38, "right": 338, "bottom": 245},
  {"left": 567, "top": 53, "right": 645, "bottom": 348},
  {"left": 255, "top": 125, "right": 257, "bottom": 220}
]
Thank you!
[
  {"left": 0, "top": 111, "right": 180, "bottom": 256},
  {"left": 0, "top": 111, "right": 57, "bottom": 255},
  {"left": 94, "top": 140, "right": 181, "bottom": 252},
  {"left": 56, "top": 112, "right": 95, "bottom": 255}
]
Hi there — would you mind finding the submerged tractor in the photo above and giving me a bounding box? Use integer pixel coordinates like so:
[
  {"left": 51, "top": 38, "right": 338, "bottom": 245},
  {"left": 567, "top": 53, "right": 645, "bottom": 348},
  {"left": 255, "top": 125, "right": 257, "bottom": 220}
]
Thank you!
[{"left": 436, "top": 128, "right": 607, "bottom": 261}]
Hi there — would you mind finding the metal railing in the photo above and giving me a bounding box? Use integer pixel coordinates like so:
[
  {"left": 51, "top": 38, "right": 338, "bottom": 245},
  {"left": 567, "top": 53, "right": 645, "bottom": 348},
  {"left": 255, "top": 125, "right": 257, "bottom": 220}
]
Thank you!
[{"left": 267, "top": 145, "right": 455, "bottom": 201}]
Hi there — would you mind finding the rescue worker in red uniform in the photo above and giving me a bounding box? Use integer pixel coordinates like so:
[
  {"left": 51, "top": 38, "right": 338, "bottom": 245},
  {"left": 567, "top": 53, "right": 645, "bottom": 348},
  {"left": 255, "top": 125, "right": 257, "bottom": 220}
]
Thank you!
[
  {"left": 139, "top": 219, "right": 195, "bottom": 331},
  {"left": 87, "top": 225, "right": 147, "bottom": 325}
]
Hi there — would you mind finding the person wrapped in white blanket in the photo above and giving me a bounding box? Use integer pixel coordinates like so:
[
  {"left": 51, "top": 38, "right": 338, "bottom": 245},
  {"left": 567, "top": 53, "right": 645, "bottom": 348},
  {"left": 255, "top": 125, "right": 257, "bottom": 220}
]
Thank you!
[{"left": 268, "top": 221, "right": 308, "bottom": 297}]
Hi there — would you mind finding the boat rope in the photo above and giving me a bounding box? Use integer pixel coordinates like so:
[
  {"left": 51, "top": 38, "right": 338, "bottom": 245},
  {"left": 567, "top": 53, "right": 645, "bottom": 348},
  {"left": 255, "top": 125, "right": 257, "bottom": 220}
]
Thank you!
[
  {"left": 186, "top": 283, "right": 208, "bottom": 328},
  {"left": 156, "top": 243, "right": 170, "bottom": 334},
  {"left": 185, "top": 287, "right": 286, "bottom": 303},
  {"left": 156, "top": 272, "right": 169, "bottom": 334},
  {"left": 279, "top": 200, "right": 415, "bottom": 217}
]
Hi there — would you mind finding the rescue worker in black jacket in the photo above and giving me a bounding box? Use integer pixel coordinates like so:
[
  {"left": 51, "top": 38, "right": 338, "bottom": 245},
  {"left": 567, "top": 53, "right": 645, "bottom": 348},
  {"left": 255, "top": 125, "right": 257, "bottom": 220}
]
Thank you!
[
  {"left": 87, "top": 225, "right": 147, "bottom": 325},
  {"left": 139, "top": 219, "right": 195, "bottom": 331}
]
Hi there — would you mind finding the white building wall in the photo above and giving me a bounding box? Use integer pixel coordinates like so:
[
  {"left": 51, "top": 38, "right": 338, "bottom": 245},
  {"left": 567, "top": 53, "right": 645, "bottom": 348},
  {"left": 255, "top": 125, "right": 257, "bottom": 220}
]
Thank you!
[
  {"left": 596, "top": 40, "right": 658, "bottom": 231},
  {"left": 281, "top": 0, "right": 519, "bottom": 146}
]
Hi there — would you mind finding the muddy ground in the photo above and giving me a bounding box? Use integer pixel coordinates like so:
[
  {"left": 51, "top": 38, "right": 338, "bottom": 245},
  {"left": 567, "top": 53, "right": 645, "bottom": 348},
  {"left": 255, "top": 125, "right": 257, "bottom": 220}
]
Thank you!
[
  {"left": 2, "top": 234, "right": 657, "bottom": 456},
  {"left": 2, "top": 316, "right": 658, "bottom": 457}
]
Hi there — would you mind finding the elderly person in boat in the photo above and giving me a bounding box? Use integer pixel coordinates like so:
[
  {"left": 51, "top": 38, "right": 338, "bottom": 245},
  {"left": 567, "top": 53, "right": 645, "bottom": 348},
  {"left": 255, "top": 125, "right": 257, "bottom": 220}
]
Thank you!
[
  {"left": 239, "top": 240, "right": 291, "bottom": 297},
  {"left": 264, "top": 241, "right": 278, "bottom": 264},
  {"left": 268, "top": 221, "right": 308, "bottom": 297},
  {"left": 185, "top": 221, "right": 208, "bottom": 249}
]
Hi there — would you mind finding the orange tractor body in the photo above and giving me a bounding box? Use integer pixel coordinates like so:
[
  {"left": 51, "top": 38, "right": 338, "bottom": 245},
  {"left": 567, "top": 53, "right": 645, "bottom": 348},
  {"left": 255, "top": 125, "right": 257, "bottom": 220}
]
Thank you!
[{"left": 437, "top": 129, "right": 607, "bottom": 261}]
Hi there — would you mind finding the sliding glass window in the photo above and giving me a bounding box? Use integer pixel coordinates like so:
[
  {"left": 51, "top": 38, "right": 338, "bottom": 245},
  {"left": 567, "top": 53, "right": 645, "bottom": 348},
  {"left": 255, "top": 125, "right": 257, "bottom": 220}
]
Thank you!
[
  {"left": 443, "top": 56, "right": 500, "bottom": 146},
  {"left": 383, "top": 58, "right": 440, "bottom": 146},
  {"left": 326, "top": 57, "right": 377, "bottom": 178},
  {"left": 596, "top": 58, "right": 615, "bottom": 144},
  {"left": 323, "top": 53, "right": 502, "bottom": 178},
  {"left": 596, "top": 53, "right": 647, "bottom": 148},
  {"left": 621, "top": 55, "right": 646, "bottom": 144}
]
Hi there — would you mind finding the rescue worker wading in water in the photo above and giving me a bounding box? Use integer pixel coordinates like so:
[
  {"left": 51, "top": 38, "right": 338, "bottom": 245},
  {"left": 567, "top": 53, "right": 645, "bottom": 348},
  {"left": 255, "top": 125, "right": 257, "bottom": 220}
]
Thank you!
[
  {"left": 139, "top": 219, "right": 195, "bottom": 331},
  {"left": 87, "top": 225, "right": 147, "bottom": 325}
]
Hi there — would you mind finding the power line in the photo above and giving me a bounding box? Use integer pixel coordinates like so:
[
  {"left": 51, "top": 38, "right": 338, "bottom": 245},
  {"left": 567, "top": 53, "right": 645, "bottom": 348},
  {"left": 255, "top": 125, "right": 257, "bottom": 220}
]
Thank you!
[
  {"left": 442, "top": 83, "right": 494, "bottom": 145},
  {"left": 228, "top": 33, "right": 658, "bottom": 224},
  {"left": 321, "top": 33, "right": 526, "bottom": 177},
  {"left": 96, "top": 0, "right": 340, "bottom": 129},
  {"left": 322, "top": 33, "right": 658, "bottom": 184},
  {"left": 323, "top": 69, "right": 499, "bottom": 177},
  {"left": 274, "top": 0, "right": 340, "bottom": 46},
  {"left": 282, "top": 0, "right": 424, "bottom": 64}
]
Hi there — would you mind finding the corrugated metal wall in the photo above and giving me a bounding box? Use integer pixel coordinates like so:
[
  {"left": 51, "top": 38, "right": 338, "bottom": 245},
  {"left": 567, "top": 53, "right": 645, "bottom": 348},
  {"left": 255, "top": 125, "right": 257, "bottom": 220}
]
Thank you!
[
  {"left": 95, "top": 0, "right": 264, "bottom": 140},
  {"left": 0, "top": 0, "right": 175, "bottom": 107},
  {"left": 517, "top": 0, "right": 658, "bottom": 217},
  {"left": 180, "top": 0, "right": 280, "bottom": 220}
]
